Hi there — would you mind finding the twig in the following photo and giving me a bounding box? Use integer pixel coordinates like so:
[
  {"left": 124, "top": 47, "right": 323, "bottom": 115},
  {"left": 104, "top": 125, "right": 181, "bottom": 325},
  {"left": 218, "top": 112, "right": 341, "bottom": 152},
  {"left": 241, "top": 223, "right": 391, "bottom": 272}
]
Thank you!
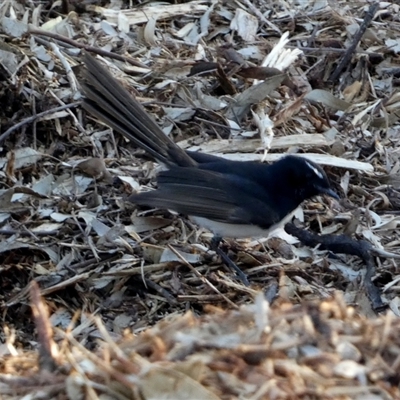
[
  {"left": 48, "top": 90, "right": 85, "bottom": 133},
  {"left": 28, "top": 26, "right": 147, "bottom": 68},
  {"left": 194, "top": 116, "right": 242, "bottom": 132},
  {"left": 284, "top": 222, "right": 386, "bottom": 312},
  {"left": 287, "top": 46, "right": 382, "bottom": 57},
  {"left": 50, "top": 42, "right": 78, "bottom": 95},
  {"left": 29, "top": 281, "right": 59, "bottom": 371},
  {"left": 0, "top": 102, "right": 80, "bottom": 144},
  {"left": 167, "top": 244, "right": 238, "bottom": 308},
  {"left": 329, "top": 3, "right": 379, "bottom": 82},
  {"left": 240, "top": 0, "right": 281, "bottom": 34},
  {"left": 143, "top": 278, "right": 178, "bottom": 305},
  {"left": 31, "top": 80, "right": 37, "bottom": 150}
]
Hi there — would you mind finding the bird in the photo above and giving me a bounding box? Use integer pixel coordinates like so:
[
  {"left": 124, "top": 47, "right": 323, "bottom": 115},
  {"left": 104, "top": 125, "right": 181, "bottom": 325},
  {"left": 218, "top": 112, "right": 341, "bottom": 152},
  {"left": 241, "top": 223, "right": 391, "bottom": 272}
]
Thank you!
[{"left": 81, "top": 52, "right": 339, "bottom": 285}]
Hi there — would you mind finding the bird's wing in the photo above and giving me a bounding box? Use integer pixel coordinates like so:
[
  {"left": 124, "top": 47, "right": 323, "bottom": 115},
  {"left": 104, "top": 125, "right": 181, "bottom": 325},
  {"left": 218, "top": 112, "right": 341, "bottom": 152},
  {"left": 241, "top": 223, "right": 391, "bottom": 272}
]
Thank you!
[{"left": 129, "top": 167, "right": 281, "bottom": 228}]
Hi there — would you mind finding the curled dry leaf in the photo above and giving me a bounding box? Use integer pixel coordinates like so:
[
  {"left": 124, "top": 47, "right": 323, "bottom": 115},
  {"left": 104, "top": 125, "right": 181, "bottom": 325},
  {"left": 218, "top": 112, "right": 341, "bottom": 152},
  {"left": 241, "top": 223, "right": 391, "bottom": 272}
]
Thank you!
[
  {"left": 226, "top": 74, "right": 286, "bottom": 121},
  {"left": 77, "top": 157, "right": 112, "bottom": 182},
  {"left": 304, "top": 89, "right": 351, "bottom": 111}
]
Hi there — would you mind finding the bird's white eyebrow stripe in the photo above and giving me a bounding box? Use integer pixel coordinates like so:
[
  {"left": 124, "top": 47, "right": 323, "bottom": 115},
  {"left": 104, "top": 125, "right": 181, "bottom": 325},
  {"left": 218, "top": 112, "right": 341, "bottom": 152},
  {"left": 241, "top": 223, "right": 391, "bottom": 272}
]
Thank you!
[{"left": 305, "top": 161, "right": 324, "bottom": 179}]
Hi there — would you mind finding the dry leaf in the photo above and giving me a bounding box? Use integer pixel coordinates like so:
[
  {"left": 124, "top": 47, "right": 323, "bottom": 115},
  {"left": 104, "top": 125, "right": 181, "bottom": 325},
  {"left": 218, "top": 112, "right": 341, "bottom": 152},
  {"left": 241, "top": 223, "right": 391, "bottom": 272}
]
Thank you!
[
  {"left": 140, "top": 367, "right": 220, "bottom": 400},
  {"left": 77, "top": 158, "right": 112, "bottom": 182},
  {"left": 230, "top": 8, "right": 258, "bottom": 42}
]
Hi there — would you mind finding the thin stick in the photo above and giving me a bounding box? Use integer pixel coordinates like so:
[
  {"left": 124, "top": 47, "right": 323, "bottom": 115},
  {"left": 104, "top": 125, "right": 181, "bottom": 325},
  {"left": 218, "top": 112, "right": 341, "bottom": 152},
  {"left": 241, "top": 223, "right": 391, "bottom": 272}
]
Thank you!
[
  {"left": 0, "top": 102, "right": 80, "bottom": 144},
  {"left": 329, "top": 3, "right": 379, "bottom": 82},
  {"left": 29, "top": 26, "right": 147, "bottom": 68},
  {"left": 167, "top": 244, "right": 238, "bottom": 308}
]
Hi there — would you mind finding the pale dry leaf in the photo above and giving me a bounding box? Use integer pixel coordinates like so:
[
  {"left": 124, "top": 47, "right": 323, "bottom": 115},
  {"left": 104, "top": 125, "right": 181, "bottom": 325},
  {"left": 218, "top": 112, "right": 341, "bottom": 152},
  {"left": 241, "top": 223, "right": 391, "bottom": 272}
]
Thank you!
[
  {"left": 385, "top": 38, "right": 400, "bottom": 53},
  {"left": 65, "top": 373, "right": 85, "bottom": 400},
  {"left": 198, "top": 0, "right": 215, "bottom": 39},
  {"left": 30, "top": 38, "right": 52, "bottom": 62},
  {"left": 53, "top": 175, "right": 93, "bottom": 195},
  {"left": 159, "top": 248, "right": 201, "bottom": 264},
  {"left": 226, "top": 74, "right": 286, "bottom": 121},
  {"left": 142, "top": 244, "right": 166, "bottom": 263},
  {"left": 230, "top": 8, "right": 258, "bottom": 42},
  {"left": 0, "top": 213, "right": 10, "bottom": 223},
  {"left": 388, "top": 297, "right": 400, "bottom": 317},
  {"left": 1, "top": 16, "right": 28, "bottom": 37},
  {"left": 127, "top": 216, "right": 171, "bottom": 234},
  {"left": 333, "top": 360, "right": 366, "bottom": 380},
  {"left": 163, "top": 107, "right": 195, "bottom": 122},
  {"left": 100, "top": 20, "right": 118, "bottom": 36},
  {"left": 340, "top": 171, "right": 350, "bottom": 195},
  {"left": 117, "top": 11, "right": 129, "bottom": 33},
  {"left": 174, "top": 22, "right": 196, "bottom": 38},
  {"left": 336, "top": 341, "right": 362, "bottom": 362},
  {"left": 140, "top": 367, "right": 220, "bottom": 400},
  {"left": 32, "top": 223, "right": 62, "bottom": 233},
  {"left": 0, "top": 241, "right": 59, "bottom": 263},
  {"left": 40, "top": 16, "right": 63, "bottom": 30},
  {"left": 194, "top": 82, "right": 227, "bottom": 110},
  {"left": 32, "top": 174, "right": 54, "bottom": 196},
  {"left": 118, "top": 175, "right": 140, "bottom": 191},
  {"left": 144, "top": 16, "right": 158, "bottom": 46},
  {"left": 91, "top": 276, "right": 116, "bottom": 290},
  {"left": 113, "top": 314, "right": 133, "bottom": 333},
  {"left": 51, "top": 212, "right": 72, "bottom": 222},
  {"left": 351, "top": 99, "right": 381, "bottom": 126},
  {"left": 237, "top": 45, "right": 263, "bottom": 60},
  {"left": 77, "top": 211, "right": 97, "bottom": 232},
  {"left": 304, "top": 89, "right": 351, "bottom": 111},
  {"left": 361, "top": 229, "right": 383, "bottom": 250},
  {"left": 2, "top": 147, "right": 42, "bottom": 170},
  {"left": 330, "top": 261, "right": 362, "bottom": 282},
  {"left": 50, "top": 308, "right": 73, "bottom": 329},
  {"left": 97, "top": 224, "right": 126, "bottom": 244},
  {"left": 91, "top": 218, "right": 111, "bottom": 237},
  {"left": 0, "top": 48, "right": 18, "bottom": 75}
]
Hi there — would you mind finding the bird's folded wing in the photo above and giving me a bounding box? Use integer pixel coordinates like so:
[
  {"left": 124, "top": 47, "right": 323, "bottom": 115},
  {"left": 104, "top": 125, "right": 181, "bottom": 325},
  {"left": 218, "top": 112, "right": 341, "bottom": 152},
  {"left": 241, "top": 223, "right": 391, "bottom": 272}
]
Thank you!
[{"left": 129, "top": 167, "right": 281, "bottom": 228}]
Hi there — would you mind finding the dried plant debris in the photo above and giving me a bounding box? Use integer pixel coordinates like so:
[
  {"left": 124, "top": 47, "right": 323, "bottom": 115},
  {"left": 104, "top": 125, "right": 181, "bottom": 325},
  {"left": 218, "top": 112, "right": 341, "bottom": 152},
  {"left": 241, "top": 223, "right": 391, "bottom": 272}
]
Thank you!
[
  {"left": 1, "top": 291, "right": 399, "bottom": 399},
  {"left": 0, "top": 0, "right": 400, "bottom": 397}
]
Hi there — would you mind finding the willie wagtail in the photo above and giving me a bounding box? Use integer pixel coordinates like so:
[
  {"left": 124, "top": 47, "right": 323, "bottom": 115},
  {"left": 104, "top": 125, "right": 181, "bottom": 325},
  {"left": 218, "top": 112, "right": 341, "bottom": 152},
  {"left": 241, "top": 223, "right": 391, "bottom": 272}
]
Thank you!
[{"left": 81, "top": 53, "right": 339, "bottom": 284}]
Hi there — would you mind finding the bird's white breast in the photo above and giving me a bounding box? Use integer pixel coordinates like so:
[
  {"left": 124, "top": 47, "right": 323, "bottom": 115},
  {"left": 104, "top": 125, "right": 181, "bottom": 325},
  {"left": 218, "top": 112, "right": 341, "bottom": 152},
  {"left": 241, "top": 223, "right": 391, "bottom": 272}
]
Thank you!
[{"left": 191, "top": 209, "right": 298, "bottom": 239}]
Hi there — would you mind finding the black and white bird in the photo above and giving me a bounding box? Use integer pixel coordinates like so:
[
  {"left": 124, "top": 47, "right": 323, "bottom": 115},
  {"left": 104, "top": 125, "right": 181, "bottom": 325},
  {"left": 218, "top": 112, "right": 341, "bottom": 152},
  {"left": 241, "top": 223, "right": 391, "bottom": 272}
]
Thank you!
[{"left": 82, "top": 53, "right": 338, "bottom": 284}]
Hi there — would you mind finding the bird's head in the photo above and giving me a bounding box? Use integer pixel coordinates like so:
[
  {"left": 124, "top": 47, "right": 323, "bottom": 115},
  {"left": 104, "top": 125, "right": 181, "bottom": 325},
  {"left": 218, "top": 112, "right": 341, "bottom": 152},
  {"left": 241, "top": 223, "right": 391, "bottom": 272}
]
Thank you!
[{"left": 274, "top": 155, "right": 339, "bottom": 202}]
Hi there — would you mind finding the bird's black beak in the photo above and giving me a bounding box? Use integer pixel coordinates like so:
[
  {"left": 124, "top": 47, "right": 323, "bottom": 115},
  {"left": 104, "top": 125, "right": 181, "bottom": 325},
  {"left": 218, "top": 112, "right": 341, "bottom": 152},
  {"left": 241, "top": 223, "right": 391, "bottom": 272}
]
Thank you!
[{"left": 319, "top": 187, "right": 340, "bottom": 200}]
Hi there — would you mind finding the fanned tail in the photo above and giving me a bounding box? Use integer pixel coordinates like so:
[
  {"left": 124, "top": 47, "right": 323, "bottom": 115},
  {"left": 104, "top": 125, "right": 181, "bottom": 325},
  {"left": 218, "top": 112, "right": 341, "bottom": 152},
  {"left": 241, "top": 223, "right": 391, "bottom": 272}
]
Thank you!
[{"left": 82, "top": 53, "right": 196, "bottom": 167}]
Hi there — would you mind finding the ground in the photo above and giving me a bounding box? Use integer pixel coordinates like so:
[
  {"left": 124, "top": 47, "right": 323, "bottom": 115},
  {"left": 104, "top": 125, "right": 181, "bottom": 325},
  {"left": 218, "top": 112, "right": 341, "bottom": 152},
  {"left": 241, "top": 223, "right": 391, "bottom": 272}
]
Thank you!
[{"left": 0, "top": 0, "right": 399, "bottom": 398}]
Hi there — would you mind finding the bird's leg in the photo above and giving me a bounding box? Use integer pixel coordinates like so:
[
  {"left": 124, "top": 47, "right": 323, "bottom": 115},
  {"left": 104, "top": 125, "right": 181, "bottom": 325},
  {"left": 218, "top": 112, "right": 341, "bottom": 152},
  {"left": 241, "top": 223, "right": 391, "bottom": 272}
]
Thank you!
[{"left": 210, "top": 236, "right": 250, "bottom": 286}]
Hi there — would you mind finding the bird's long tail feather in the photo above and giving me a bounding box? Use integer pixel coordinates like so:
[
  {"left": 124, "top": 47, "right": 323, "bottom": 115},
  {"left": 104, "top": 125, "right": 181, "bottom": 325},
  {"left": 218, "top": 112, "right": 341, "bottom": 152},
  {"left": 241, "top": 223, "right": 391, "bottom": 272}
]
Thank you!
[{"left": 82, "top": 53, "right": 196, "bottom": 167}]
